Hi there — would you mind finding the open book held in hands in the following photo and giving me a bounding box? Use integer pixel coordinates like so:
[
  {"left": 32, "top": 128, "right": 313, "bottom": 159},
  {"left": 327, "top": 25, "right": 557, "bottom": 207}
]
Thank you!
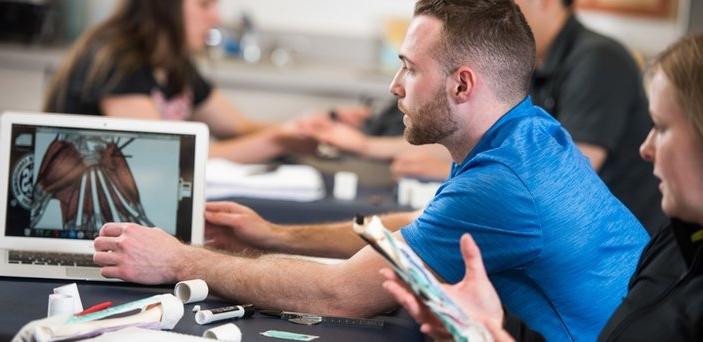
[{"left": 353, "top": 215, "right": 492, "bottom": 342}]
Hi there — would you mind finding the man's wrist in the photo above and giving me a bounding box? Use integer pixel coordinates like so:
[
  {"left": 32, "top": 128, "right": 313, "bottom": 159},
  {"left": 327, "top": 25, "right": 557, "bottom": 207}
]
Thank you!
[{"left": 174, "top": 245, "right": 206, "bottom": 281}]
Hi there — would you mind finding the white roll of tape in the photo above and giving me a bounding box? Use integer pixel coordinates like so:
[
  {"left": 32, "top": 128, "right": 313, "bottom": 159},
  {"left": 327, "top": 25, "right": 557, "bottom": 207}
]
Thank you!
[
  {"left": 203, "top": 323, "right": 242, "bottom": 341},
  {"left": 174, "top": 279, "right": 209, "bottom": 304},
  {"left": 53, "top": 283, "right": 83, "bottom": 313},
  {"left": 47, "top": 293, "right": 75, "bottom": 317}
]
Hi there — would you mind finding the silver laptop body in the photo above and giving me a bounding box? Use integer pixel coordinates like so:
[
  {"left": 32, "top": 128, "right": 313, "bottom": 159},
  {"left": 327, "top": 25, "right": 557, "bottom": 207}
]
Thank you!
[{"left": 0, "top": 112, "right": 208, "bottom": 281}]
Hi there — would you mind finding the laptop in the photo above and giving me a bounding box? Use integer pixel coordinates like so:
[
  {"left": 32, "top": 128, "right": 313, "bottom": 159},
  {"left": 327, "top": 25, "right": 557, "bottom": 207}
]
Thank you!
[{"left": 0, "top": 112, "right": 209, "bottom": 281}]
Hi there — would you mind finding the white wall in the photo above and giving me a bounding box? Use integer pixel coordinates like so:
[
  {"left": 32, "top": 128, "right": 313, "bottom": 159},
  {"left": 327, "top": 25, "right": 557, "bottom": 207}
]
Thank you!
[
  {"left": 68, "top": 0, "right": 692, "bottom": 60},
  {"left": 217, "top": 0, "right": 415, "bottom": 37},
  {"left": 577, "top": 0, "right": 689, "bottom": 58}
]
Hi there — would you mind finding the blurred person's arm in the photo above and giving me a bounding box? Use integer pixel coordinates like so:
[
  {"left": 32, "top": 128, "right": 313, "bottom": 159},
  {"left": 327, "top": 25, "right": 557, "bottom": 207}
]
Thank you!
[
  {"left": 391, "top": 146, "right": 452, "bottom": 181},
  {"left": 194, "top": 89, "right": 270, "bottom": 137},
  {"left": 197, "top": 90, "right": 321, "bottom": 163},
  {"left": 327, "top": 105, "right": 373, "bottom": 128},
  {"left": 576, "top": 143, "right": 606, "bottom": 171},
  {"left": 309, "top": 122, "right": 413, "bottom": 160}
]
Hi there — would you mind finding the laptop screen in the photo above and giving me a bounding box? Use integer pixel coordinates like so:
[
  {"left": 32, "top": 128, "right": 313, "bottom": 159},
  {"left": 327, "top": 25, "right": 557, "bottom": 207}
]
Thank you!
[{"left": 5, "top": 124, "right": 196, "bottom": 243}]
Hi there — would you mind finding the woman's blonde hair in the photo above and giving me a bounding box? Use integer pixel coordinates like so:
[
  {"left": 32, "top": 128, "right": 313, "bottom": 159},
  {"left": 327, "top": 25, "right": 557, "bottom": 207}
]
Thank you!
[
  {"left": 44, "top": 0, "right": 192, "bottom": 112},
  {"left": 652, "top": 35, "right": 703, "bottom": 138}
]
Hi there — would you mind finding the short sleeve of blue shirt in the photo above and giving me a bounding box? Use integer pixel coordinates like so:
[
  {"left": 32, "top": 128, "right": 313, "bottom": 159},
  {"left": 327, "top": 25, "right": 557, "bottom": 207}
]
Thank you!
[{"left": 401, "top": 161, "right": 543, "bottom": 283}]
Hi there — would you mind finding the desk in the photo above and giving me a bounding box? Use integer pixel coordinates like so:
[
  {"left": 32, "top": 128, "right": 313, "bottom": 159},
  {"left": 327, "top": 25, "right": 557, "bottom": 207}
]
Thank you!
[
  {"left": 0, "top": 277, "right": 424, "bottom": 341},
  {"left": 1, "top": 192, "right": 420, "bottom": 340},
  {"left": 1, "top": 174, "right": 419, "bottom": 340}
]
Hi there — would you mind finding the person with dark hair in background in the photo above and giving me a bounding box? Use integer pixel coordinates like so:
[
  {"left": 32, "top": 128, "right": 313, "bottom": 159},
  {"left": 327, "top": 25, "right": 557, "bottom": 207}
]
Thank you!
[
  {"left": 383, "top": 34, "right": 703, "bottom": 342},
  {"left": 44, "top": 0, "right": 313, "bottom": 163},
  {"left": 516, "top": 0, "right": 665, "bottom": 234},
  {"left": 90, "top": 1, "right": 646, "bottom": 340}
]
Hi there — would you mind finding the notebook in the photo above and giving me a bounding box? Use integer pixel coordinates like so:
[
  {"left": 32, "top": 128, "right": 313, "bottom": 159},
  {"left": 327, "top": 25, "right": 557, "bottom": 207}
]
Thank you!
[{"left": 0, "top": 112, "right": 209, "bottom": 281}]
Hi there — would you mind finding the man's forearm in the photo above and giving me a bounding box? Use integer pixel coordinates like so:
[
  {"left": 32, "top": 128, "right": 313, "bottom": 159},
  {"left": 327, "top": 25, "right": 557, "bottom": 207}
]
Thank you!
[
  {"left": 269, "top": 210, "right": 420, "bottom": 258},
  {"left": 177, "top": 245, "right": 397, "bottom": 317}
]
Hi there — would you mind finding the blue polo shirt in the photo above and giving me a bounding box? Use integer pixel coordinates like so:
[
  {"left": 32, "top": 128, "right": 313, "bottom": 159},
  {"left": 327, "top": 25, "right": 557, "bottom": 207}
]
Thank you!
[{"left": 401, "top": 97, "right": 648, "bottom": 341}]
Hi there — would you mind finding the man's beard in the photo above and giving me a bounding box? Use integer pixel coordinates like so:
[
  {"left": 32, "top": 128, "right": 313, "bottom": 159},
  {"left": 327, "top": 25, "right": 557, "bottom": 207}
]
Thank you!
[{"left": 401, "top": 90, "right": 458, "bottom": 145}]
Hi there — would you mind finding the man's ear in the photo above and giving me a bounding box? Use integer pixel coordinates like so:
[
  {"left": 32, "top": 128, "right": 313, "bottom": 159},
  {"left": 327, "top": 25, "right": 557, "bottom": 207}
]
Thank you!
[{"left": 449, "top": 66, "right": 475, "bottom": 103}]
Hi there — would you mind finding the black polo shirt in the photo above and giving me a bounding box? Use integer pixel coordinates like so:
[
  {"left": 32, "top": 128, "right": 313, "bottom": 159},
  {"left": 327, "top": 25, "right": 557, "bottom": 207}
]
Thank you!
[
  {"left": 531, "top": 16, "right": 665, "bottom": 235},
  {"left": 598, "top": 219, "right": 703, "bottom": 340}
]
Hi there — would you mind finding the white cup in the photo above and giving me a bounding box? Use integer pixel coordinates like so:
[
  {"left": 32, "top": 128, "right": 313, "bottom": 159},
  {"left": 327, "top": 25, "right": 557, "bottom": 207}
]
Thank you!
[
  {"left": 53, "top": 283, "right": 83, "bottom": 313},
  {"left": 47, "top": 294, "right": 74, "bottom": 317},
  {"left": 333, "top": 171, "right": 358, "bottom": 201},
  {"left": 397, "top": 178, "right": 417, "bottom": 206}
]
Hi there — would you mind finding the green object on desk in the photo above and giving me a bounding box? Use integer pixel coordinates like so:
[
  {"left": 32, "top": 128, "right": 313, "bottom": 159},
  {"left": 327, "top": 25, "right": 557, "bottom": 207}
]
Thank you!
[{"left": 260, "top": 330, "right": 319, "bottom": 341}]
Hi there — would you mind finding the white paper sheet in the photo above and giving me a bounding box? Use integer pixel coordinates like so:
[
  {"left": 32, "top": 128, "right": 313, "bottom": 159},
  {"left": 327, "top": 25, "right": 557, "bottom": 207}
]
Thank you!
[{"left": 205, "top": 159, "right": 325, "bottom": 202}]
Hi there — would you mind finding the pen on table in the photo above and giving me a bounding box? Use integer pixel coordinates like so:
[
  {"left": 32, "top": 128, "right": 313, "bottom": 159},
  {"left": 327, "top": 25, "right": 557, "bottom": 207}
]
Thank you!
[{"left": 76, "top": 301, "right": 112, "bottom": 316}]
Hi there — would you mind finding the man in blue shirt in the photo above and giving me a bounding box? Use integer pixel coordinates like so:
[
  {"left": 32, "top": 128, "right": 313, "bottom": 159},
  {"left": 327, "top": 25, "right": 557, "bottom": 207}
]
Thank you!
[
  {"left": 91, "top": 0, "right": 647, "bottom": 340},
  {"left": 402, "top": 96, "right": 647, "bottom": 340}
]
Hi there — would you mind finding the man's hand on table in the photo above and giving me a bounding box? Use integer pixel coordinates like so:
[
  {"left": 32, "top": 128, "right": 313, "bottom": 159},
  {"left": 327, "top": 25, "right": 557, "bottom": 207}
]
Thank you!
[{"left": 93, "top": 223, "right": 192, "bottom": 284}]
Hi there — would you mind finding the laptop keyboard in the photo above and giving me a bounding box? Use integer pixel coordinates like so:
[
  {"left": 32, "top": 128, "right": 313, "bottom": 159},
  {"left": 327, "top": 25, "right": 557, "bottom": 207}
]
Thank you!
[{"left": 9, "top": 250, "right": 97, "bottom": 267}]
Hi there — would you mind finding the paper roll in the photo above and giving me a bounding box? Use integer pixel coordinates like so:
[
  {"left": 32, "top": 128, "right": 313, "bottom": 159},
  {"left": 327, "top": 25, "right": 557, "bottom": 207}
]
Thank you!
[
  {"left": 53, "top": 283, "right": 83, "bottom": 313},
  {"left": 47, "top": 294, "right": 75, "bottom": 317},
  {"left": 203, "top": 323, "right": 242, "bottom": 341},
  {"left": 174, "top": 279, "right": 208, "bottom": 304}
]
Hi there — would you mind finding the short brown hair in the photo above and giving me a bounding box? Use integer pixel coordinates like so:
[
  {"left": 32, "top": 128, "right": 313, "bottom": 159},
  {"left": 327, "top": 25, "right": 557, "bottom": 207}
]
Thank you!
[
  {"left": 414, "top": 0, "right": 536, "bottom": 103},
  {"left": 652, "top": 35, "right": 703, "bottom": 139}
]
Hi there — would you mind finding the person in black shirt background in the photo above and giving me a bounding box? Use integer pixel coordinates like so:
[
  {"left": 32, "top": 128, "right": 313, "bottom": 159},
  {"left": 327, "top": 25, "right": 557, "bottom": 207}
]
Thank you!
[
  {"left": 382, "top": 34, "right": 703, "bottom": 342},
  {"left": 44, "top": 0, "right": 314, "bottom": 163},
  {"left": 514, "top": 0, "right": 665, "bottom": 234}
]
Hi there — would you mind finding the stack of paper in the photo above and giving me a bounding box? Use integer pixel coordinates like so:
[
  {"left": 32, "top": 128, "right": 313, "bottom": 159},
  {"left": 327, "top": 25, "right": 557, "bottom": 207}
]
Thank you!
[{"left": 206, "top": 159, "right": 325, "bottom": 202}]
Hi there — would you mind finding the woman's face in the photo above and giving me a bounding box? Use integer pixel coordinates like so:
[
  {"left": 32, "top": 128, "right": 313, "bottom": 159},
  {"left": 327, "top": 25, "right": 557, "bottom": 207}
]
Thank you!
[
  {"left": 183, "top": 0, "right": 220, "bottom": 51},
  {"left": 640, "top": 68, "right": 703, "bottom": 224}
]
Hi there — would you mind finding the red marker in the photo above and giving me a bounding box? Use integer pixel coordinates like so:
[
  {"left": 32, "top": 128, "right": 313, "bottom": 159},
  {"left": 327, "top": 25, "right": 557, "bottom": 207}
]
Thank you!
[{"left": 76, "top": 301, "right": 113, "bottom": 316}]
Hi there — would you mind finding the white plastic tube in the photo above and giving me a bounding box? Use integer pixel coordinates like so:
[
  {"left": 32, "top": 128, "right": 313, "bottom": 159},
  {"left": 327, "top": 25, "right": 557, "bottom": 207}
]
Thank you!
[
  {"left": 203, "top": 323, "right": 242, "bottom": 341},
  {"left": 174, "top": 279, "right": 208, "bottom": 304}
]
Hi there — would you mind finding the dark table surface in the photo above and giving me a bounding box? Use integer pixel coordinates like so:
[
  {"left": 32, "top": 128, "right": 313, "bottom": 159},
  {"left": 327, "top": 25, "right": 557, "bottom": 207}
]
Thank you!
[
  {"left": 1, "top": 180, "right": 420, "bottom": 340},
  {"left": 0, "top": 277, "right": 423, "bottom": 341}
]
